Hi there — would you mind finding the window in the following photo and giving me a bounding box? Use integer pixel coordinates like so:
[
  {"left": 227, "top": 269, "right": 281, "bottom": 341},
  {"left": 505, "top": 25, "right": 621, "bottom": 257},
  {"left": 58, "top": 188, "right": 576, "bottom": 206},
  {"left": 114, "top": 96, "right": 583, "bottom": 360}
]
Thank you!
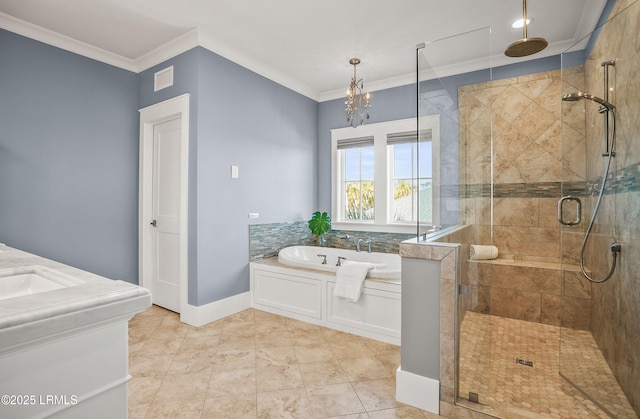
[
  {"left": 339, "top": 137, "right": 375, "bottom": 220},
  {"left": 331, "top": 117, "right": 440, "bottom": 233}
]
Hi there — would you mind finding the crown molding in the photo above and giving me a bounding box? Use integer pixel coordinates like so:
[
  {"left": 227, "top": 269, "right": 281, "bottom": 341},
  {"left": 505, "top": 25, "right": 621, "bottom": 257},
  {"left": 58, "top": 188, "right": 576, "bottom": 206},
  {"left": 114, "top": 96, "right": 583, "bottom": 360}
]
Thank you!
[
  {"left": 0, "top": 11, "right": 137, "bottom": 72},
  {"left": 197, "top": 30, "right": 320, "bottom": 101},
  {"left": 0, "top": 12, "right": 321, "bottom": 100},
  {"left": 134, "top": 28, "right": 200, "bottom": 72},
  {"left": 1, "top": 1, "right": 605, "bottom": 103}
]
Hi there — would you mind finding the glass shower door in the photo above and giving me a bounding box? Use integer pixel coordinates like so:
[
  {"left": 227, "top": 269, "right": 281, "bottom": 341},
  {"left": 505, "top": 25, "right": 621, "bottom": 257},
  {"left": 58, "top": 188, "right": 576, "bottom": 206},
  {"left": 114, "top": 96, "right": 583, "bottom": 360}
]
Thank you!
[{"left": 560, "top": 1, "right": 639, "bottom": 417}]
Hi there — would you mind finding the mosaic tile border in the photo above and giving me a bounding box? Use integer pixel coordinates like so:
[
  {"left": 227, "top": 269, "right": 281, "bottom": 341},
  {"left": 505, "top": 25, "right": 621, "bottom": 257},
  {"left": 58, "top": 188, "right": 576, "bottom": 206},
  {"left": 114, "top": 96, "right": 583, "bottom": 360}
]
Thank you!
[
  {"left": 588, "top": 161, "right": 640, "bottom": 196},
  {"left": 442, "top": 182, "right": 585, "bottom": 198},
  {"left": 441, "top": 162, "right": 639, "bottom": 199},
  {"left": 249, "top": 221, "right": 413, "bottom": 260}
]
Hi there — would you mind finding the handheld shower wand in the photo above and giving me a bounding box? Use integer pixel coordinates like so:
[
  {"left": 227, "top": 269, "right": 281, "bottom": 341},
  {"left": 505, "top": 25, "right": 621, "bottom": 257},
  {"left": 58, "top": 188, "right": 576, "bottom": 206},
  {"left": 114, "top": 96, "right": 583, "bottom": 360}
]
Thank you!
[{"left": 562, "top": 83, "right": 620, "bottom": 283}]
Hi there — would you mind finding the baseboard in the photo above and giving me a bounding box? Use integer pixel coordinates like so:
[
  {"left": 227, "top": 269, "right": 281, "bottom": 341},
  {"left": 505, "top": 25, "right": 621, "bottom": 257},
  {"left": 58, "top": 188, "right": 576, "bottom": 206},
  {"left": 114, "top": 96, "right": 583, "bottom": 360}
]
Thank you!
[
  {"left": 180, "top": 291, "right": 251, "bottom": 327},
  {"left": 396, "top": 366, "right": 440, "bottom": 414}
]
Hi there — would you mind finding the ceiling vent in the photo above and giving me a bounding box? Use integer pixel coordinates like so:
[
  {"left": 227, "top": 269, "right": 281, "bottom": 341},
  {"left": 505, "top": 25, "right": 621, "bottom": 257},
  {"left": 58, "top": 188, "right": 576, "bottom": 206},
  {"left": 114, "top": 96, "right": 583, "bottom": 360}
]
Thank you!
[{"left": 154, "top": 66, "right": 174, "bottom": 92}]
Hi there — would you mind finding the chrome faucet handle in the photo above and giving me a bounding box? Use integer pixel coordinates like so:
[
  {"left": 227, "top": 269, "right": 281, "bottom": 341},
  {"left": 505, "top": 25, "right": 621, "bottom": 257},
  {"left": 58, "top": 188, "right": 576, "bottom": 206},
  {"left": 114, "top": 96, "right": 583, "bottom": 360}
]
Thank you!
[
  {"left": 317, "top": 254, "right": 327, "bottom": 265},
  {"left": 337, "top": 256, "right": 347, "bottom": 266}
]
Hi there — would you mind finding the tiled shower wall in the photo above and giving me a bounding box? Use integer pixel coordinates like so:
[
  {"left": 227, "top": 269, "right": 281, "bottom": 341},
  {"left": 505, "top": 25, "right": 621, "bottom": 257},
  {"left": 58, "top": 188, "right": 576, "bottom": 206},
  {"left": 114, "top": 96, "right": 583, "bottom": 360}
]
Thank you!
[
  {"left": 457, "top": 67, "right": 593, "bottom": 329},
  {"left": 579, "top": 0, "right": 640, "bottom": 413}
]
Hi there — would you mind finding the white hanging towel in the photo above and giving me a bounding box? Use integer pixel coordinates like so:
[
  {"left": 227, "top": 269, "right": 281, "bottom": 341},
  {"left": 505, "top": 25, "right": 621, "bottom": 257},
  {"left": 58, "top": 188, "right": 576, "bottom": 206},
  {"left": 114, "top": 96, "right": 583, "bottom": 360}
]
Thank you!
[{"left": 334, "top": 261, "right": 372, "bottom": 302}]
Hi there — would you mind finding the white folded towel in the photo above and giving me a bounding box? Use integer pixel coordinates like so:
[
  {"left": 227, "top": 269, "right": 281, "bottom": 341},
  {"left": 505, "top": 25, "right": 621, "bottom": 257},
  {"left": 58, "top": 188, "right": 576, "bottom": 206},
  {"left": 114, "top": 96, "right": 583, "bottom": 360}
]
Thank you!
[
  {"left": 469, "top": 244, "right": 499, "bottom": 260},
  {"left": 334, "top": 261, "right": 372, "bottom": 302}
]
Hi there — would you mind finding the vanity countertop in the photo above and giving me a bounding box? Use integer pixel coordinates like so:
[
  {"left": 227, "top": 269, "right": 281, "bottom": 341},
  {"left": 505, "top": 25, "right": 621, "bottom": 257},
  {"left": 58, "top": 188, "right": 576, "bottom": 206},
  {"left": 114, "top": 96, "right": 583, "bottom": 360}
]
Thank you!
[{"left": 0, "top": 244, "right": 151, "bottom": 353}]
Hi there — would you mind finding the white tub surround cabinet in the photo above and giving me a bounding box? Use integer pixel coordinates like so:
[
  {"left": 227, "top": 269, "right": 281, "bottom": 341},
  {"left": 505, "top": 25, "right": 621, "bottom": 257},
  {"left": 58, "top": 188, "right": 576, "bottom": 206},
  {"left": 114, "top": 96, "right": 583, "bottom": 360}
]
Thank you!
[
  {"left": 0, "top": 245, "right": 151, "bottom": 419},
  {"left": 250, "top": 258, "right": 401, "bottom": 345}
]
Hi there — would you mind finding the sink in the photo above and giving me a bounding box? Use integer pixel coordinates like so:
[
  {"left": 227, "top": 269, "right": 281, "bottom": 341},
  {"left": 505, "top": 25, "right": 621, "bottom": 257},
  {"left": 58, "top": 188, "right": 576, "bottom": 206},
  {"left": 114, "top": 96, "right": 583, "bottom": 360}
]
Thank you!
[{"left": 0, "top": 266, "right": 84, "bottom": 300}]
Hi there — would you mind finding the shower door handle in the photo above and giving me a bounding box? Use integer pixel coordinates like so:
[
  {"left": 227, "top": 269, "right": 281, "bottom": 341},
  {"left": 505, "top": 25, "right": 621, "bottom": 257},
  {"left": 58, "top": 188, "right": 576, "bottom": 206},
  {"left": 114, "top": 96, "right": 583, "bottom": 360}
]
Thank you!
[{"left": 558, "top": 196, "right": 582, "bottom": 226}]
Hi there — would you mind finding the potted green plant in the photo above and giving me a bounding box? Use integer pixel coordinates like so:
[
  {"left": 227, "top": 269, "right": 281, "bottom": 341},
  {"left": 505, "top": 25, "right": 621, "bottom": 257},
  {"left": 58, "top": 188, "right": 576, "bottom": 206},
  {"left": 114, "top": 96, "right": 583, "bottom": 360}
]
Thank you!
[{"left": 308, "top": 211, "right": 331, "bottom": 247}]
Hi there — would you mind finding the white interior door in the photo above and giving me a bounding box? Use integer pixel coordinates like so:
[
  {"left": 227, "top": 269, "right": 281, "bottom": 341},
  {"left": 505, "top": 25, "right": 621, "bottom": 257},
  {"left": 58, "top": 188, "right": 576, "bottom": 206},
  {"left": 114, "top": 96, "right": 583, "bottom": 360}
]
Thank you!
[{"left": 150, "top": 117, "right": 182, "bottom": 312}]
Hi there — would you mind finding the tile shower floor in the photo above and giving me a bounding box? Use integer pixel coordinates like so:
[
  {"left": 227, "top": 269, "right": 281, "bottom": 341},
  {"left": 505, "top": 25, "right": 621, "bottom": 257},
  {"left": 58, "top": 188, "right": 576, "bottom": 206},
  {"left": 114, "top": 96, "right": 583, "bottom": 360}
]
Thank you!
[
  {"left": 128, "top": 305, "right": 440, "bottom": 418},
  {"left": 459, "top": 311, "right": 637, "bottom": 419}
]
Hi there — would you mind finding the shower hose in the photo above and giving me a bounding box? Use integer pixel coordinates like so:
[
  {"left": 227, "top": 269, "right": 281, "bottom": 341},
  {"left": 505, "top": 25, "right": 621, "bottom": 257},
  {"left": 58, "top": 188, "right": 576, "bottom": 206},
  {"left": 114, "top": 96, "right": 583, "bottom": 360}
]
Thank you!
[{"left": 579, "top": 108, "right": 621, "bottom": 283}]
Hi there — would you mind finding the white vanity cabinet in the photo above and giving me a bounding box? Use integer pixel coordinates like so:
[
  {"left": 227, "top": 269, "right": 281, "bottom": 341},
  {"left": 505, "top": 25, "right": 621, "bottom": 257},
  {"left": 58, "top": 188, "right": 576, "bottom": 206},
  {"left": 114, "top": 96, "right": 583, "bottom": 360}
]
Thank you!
[{"left": 0, "top": 246, "right": 151, "bottom": 419}]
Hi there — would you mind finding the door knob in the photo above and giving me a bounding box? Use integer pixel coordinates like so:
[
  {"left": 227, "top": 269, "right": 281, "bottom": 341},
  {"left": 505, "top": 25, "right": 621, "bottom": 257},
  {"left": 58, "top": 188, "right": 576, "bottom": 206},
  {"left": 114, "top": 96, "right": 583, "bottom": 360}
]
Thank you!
[{"left": 150, "top": 219, "right": 157, "bottom": 227}]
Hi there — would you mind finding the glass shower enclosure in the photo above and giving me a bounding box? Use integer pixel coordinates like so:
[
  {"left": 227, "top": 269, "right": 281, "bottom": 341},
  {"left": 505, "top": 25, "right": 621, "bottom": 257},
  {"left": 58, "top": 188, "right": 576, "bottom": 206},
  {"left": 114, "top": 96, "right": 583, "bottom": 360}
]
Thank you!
[{"left": 417, "top": 1, "right": 639, "bottom": 416}]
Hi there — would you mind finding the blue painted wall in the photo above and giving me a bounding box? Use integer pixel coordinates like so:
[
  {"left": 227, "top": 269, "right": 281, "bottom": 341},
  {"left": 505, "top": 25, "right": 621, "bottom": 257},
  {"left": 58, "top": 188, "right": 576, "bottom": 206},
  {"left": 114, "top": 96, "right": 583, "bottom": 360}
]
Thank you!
[
  {"left": 138, "top": 47, "right": 318, "bottom": 305},
  {"left": 0, "top": 29, "right": 139, "bottom": 283},
  {"left": 0, "top": 31, "right": 317, "bottom": 306}
]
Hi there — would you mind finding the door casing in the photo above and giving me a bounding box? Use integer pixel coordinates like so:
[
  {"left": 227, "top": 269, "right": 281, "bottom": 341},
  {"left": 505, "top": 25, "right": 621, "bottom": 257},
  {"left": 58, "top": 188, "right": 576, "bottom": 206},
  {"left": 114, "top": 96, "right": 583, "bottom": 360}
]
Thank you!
[{"left": 139, "top": 94, "right": 190, "bottom": 315}]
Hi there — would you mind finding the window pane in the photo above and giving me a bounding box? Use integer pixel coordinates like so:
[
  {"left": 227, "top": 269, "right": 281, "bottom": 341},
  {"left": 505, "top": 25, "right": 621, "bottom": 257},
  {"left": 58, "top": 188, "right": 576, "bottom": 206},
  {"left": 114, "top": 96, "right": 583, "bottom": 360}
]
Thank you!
[
  {"left": 361, "top": 147, "right": 375, "bottom": 180},
  {"left": 418, "top": 141, "right": 432, "bottom": 176},
  {"left": 392, "top": 179, "right": 416, "bottom": 222},
  {"left": 344, "top": 181, "right": 375, "bottom": 220},
  {"left": 344, "top": 148, "right": 361, "bottom": 181},
  {"left": 419, "top": 179, "right": 433, "bottom": 223},
  {"left": 393, "top": 143, "right": 413, "bottom": 179}
]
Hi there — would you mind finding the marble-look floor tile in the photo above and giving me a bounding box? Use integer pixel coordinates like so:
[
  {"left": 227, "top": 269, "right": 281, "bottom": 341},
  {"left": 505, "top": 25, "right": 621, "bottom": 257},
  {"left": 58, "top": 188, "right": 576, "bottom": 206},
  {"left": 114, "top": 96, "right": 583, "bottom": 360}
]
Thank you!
[
  {"left": 154, "top": 371, "right": 210, "bottom": 402},
  {"left": 367, "top": 406, "right": 429, "bottom": 418},
  {"left": 129, "top": 354, "right": 174, "bottom": 377},
  {"left": 256, "top": 364, "right": 304, "bottom": 392},
  {"left": 352, "top": 378, "right": 402, "bottom": 411},
  {"left": 167, "top": 350, "right": 214, "bottom": 375},
  {"left": 143, "top": 398, "right": 203, "bottom": 419},
  {"left": 206, "top": 367, "right": 256, "bottom": 398},
  {"left": 130, "top": 305, "right": 623, "bottom": 419},
  {"left": 339, "top": 356, "right": 392, "bottom": 382},
  {"left": 209, "top": 349, "right": 256, "bottom": 371},
  {"left": 255, "top": 330, "right": 293, "bottom": 348},
  {"left": 202, "top": 394, "right": 257, "bottom": 419},
  {"left": 298, "top": 358, "right": 350, "bottom": 386},
  {"left": 257, "top": 388, "right": 313, "bottom": 419},
  {"left": 306, "top": 383, "right": 366, "bottom": 417},
  {"left": 294, "top": 343, "right": 336, "bottom": 363}
]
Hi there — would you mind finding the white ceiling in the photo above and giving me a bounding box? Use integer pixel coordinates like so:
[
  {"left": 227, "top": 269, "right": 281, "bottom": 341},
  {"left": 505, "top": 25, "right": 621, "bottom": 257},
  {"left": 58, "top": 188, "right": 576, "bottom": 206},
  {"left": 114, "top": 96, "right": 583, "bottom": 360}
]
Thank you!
[{"left": 0, "top": 0, "right": 607, "bottom": 101}]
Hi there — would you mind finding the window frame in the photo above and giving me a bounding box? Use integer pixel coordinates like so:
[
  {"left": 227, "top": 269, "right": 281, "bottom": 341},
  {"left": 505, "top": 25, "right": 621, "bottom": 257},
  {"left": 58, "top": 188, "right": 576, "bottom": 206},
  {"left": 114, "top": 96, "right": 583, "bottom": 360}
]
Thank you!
[{"left": 331, "top": 116, "right": 440, "bottom": 233}]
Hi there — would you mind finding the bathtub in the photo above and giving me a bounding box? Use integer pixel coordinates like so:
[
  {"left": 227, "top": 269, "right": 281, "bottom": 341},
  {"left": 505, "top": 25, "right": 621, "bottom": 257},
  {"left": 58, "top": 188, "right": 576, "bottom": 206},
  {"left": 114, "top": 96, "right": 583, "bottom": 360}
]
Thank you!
[
  {"left": 251, "top": 245, "right": 402, "bottom": 344},
  {"left": 277, "top": 245, "right": 401, "bottom": 280}
]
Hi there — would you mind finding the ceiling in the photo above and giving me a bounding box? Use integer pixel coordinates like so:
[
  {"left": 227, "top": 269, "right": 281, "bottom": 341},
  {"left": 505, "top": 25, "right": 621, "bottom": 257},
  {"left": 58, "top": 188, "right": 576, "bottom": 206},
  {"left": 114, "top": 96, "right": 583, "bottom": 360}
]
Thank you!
[{"left": 0, "top": 0, "right": 608, "bottom": 101}]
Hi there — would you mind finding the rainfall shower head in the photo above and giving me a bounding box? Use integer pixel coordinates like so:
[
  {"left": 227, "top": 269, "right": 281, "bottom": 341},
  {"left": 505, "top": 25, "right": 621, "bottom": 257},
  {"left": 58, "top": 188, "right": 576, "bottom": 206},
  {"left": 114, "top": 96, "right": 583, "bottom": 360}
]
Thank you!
[
  {"left": 562, "top": 92, "right": 615, "bottom": 111},
  {"left": 504, "top": 0, "right": 548, "bottom": 57}
]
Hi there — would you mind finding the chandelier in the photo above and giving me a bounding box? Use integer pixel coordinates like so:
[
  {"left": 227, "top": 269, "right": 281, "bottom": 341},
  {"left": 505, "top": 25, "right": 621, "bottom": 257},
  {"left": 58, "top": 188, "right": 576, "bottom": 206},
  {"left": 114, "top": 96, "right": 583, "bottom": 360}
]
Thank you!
[{"left": 345, "top": 58, "right": 371, "bottom": 128}]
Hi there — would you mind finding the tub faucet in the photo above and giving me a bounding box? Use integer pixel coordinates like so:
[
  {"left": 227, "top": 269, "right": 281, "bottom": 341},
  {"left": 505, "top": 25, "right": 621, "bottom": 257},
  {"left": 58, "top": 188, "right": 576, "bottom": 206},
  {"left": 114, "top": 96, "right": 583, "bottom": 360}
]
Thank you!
[
  {"left": 357, "top": 238, "right": 372, "bottom": 253},
  {"left": 341, "top": 234, "right": 358, "bottom": 247},
  {"left": 337, "top": 256, "right": 347, "bottom": 266}
]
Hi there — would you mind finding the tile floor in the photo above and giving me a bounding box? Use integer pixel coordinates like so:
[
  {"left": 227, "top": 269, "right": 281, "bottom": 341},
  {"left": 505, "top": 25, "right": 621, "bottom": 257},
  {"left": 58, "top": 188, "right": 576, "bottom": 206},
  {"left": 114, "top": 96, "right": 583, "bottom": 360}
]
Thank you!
[
  {"left": 458, "top": 311, "right": 637, "bottom": 418},
  {"left": 128, "top": 305, "right": 440, "bottom": 418}
]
